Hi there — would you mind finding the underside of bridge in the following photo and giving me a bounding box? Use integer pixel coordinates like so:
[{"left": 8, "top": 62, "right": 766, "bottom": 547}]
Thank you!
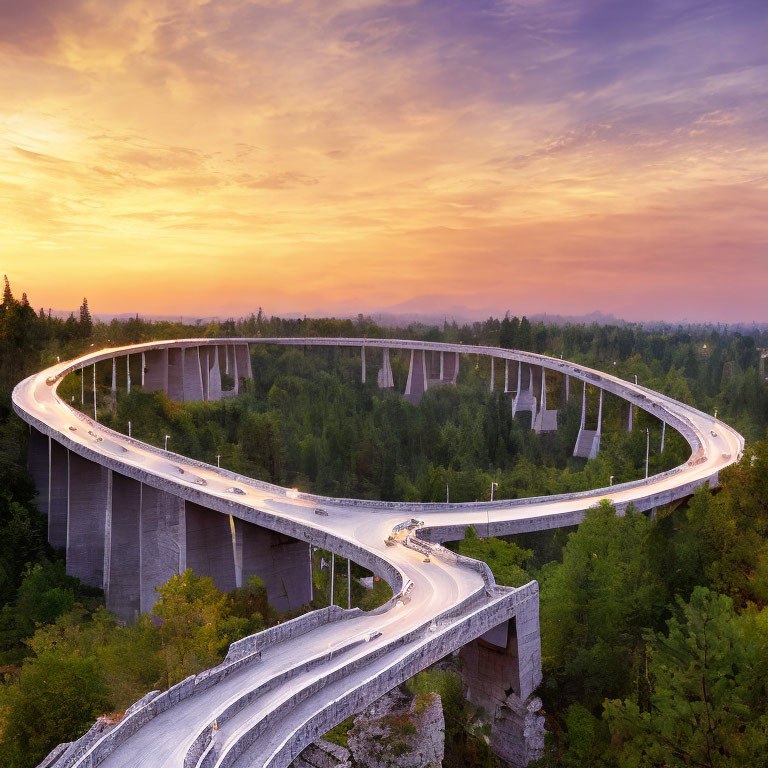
[{"left": 28, "top": 430, "right": 312, "bottom": 623}]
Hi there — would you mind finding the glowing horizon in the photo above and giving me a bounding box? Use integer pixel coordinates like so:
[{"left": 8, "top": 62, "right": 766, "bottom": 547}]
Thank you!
[{"left": 2, "top": 0, "right": 766, "bottom": 322}]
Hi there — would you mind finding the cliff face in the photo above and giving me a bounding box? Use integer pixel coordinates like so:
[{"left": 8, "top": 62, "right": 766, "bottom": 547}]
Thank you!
[{"left": 347, "top": 689, "right": 445, "bottom": 768}]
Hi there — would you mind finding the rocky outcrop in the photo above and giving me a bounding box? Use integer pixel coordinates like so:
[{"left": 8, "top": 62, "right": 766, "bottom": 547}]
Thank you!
[
  {"left": 347, "top": 689, "right": 444, "bottom": 768},
  {"left": 294, "top": 739, "right": 352, "bottom": 768},
  {"left": 460, "top": 636, "right": 545, "bottom": 767}
]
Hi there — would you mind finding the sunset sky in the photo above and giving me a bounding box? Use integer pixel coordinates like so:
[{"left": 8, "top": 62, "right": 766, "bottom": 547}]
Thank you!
[{"left": 1, "top": 0, "right": 766, "bottom": 322}]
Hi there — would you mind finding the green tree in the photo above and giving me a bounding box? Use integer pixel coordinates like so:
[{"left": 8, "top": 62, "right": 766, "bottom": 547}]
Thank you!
[
  {"left": 539, "top": 501, "right": 665, "bottom": 709},
  {"left": 604, "top": 588, "right": 768, "bottom": 768},
  {"left": 457, "top": 526, "right": 532, "bottom": 587}
]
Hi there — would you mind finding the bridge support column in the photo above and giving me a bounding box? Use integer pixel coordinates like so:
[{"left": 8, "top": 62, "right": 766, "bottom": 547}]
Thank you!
[
  {"left": 49, "top": 439, "right": 69, "bottom": 549},
  {"left": 533, "top": 368, "right": 558, "bottom": 432},
  {"left": 573, "top": 384, "right": 602, "bottom": 458},
  {"left": 404, "top": 349, "right": 428, "bottom": 405},
  {"left": 440, "top": 351, "right": 445, "bottom": 380},
  {"left": 660, "top": 421, "right": 666, "bottom": 453},
  {"left": 111, "top": 357, "right": 117, "bottom": 402},
  {"left": 126, "top": 355, "right": 131, "bottom": 395},
  {"left": 27, "top": 427, "right": 49, "bottom": 515},
  {"left": 143, "top": 348, "right": 169, "bottom": 393},
  {"left": 183, "top": 347, "right": 204, "bottom": 402},
  {"left": 628, "top": 403, "right": 633, "bottom": 432},
  {"left": 504, "top": 359, "right": 509, "bottom": 392},
  {"left": 235, "top": 343, "right": 252, "bottom": 390},
  {"left": 361, "top": 346, "right": 366, "bottom": 384},
  {"left": 66, "top": 453, "right": 110, "bottom": 589},
  {"left": 186, "top": 502, "right": 238, "bottom": 593},
  {"left": 167, "top": 348, "right": 185, "bottom": 401},
  {"left": 490, "top": 357, "right": 495, "bottom": 392},
  {"left": 200, "top": 349, "right": 209, "bottom": 401},
  {"left": 208, "top": 346, "right": 223, "bottom": 401},
  {"left": 378, "top": 349, "right": 394, "bottom": 388},
  {"left": 232, "top": 518, "right": 312, "bottom": 611},
  {"left": 460, "top": 587, "right": 544, "bottom": 767},
  {"left": 512, "top": 364, "right": 538, "bottom": 427},
  {"left": 106, "top": 473, "right": 142, "bottom": 622},
  {"left": 139, "top": 485, "right": 186, "bottom": 614}
]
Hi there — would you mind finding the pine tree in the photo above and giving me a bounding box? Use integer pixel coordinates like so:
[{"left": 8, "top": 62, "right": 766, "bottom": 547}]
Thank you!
[
  {"left": 79, "top": 297, "right": 93, "bottom": 337},
  {"left": 2, "top": 274, "right": 14, "bottom": 308}
]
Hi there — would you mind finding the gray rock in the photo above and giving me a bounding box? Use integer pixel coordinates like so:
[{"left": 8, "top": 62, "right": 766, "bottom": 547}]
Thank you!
[{"left": 347, "top": 689, "right": 444, "bottom": 768}]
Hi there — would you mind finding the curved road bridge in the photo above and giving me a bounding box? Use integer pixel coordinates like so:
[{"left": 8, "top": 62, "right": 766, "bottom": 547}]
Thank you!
[{"left": 14, "top": 338, "right": 743, "bottom": 768}]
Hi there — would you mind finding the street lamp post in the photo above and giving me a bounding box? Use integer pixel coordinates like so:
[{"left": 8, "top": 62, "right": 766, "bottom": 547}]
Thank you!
[
  {"left": 645, "top": 428, "right": 650, "bottom": 479},
  {"left": 489, "top": 481, "right": 498, "bottom": 538},
  {"left": 609, "top": 475, "right": 614, "bottom": 486},
  {"left": 128, "top": 420, "right": 132, "bottom": 438},
  {"left": 164, "top": 434, "right": 170, "bottom": 451},
  {"left": 634, "top": 374, "right": 638, "bottom": 385},
  {"left": 217, "top": 454, "right": 221, "bottom": 468}
]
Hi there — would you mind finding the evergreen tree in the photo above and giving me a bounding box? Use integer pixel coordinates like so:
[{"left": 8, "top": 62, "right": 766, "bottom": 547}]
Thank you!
[
  {"left": 1, "top": 274, "right": 14, "bottom": 311},
  {"left": 79, "top": 297, "right": 93, "bottom": 338}
]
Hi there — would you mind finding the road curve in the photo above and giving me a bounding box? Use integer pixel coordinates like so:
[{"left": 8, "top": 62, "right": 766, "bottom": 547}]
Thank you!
[{"left": 13, "top": 338, "right": 744, "bottom": 768}]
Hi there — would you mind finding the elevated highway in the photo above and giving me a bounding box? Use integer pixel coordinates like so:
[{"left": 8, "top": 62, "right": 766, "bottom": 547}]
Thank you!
[{"left": 13, "top": 338, "right": 744, "bottom": 768}]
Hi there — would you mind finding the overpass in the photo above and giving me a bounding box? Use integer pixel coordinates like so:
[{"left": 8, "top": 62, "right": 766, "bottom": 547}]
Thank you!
[{"left": 13, "top": 338, "right": 744, "bottom": 768}]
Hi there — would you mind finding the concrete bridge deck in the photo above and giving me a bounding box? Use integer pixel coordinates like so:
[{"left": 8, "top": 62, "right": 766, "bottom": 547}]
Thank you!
[{"left": 12, "top": 338, "right": 744, "bottom": 768}]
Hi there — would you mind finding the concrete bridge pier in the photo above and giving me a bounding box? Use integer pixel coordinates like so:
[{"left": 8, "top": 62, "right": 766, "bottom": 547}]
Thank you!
[
  {"left": 533, "top": 369, "right": 558, "bottom": 432},
  {"left": 512, "top": 364, "right": 538, "bottom": 427},
  {"left": 184, "top": 347, "right": 204, "bottom": 402},
  {"left": 234, "top": 343, "right": 253, "bottom": 392},
  {"left": 361, "top": 346, "right": 366, "bottom": 383},
  {"left": 660, "top": 421, "right": 666, "bottom": 453},
  {"left": 207, "top": 346, "right": 223, "bottom": 401},
  {"left": 404, "top": 349, "right": 428, "bottom": 405},
  {"left": 460, "top": 588, "right": 544, "bottom": 767},
  {"left": 167, "top": 348, "right": 185, "bottom": 401},
  {"left": 66, "top": 452, "right": 110, "bottom": 590},
  {"left": 106, "top": 473, "right": 143, "bottom": 622},
  {"left": 49, "top": 438, "right": 69, "bottom": 549},
  {"left": 573, "top": 384, "right": 603, "bottom": 459},
  {"left": 490, "top": 357, "right": 495, "bottom": 392},
  {"left": 138, "top": 484, "right": 186, "bottom": 614},
  {"left": 186, "top": 502, "right": 238, "bottom": 593},
  {"left": 628, "top": 403, "right": 634, "bottom": 432},
  {"left": 27, "top": 426, "right": 49, "bottom": 515},
  {"left": 378, "top": 348, "right": 394, "bottom": 388},
  {"left": 232, "top": 517, "right": 313, "bottom": 612},
  {"left": 143, "top": 348, "right": 169, "bottom": 393}
]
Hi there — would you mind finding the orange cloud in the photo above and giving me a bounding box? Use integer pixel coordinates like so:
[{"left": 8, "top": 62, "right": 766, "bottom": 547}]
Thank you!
[{"left": 1, "top": 0, "right": 766, "bottom": 321}]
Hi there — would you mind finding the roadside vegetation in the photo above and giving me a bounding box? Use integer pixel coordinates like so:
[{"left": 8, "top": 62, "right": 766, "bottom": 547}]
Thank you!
[{"left": 0, "top": 276, "right": 767, "bottom": 766}]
